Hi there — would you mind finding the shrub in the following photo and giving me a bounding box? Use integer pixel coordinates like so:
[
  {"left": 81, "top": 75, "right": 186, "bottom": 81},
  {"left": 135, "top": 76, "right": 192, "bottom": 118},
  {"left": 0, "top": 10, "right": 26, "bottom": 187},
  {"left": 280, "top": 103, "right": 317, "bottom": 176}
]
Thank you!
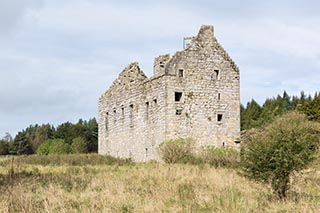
[
  {"left": 241, "top": 111, "right": 320, "bottom": 199},
  {"left": 50, "top": 139, "right": 70, "bottom": 154},
  {"left": 201, "top": 146, "right": 240, "bottom": 168},
  {"left": 71, "top": 137, "right": 88, "bottom": 154},
  {"left": 36, "top": 140, "right": 52, "bottom": 155},
  {"left": 158, "top": 138, "right": 195, "bottom": 163},
  {"left": 36, "top": 139, "right": 70, "bottom": 155},
  {"left": 0, "top": 141, "right": 9, "bottom": 155}
]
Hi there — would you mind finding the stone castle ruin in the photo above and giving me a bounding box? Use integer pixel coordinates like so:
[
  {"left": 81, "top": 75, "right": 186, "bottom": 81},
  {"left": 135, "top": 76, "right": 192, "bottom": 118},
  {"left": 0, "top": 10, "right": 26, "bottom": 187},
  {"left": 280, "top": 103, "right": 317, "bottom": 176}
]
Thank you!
[{"left": 98, "top": 25, "right": 240, "bottom": 161}]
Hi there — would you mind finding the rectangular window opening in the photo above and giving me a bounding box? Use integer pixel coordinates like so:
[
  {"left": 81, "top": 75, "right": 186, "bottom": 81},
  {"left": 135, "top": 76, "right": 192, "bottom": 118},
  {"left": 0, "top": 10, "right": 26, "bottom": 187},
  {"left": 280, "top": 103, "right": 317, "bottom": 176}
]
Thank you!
[
  {"left": 121, "top": 107, "right": 124, "bottom": 119},
  {"left": 175, "top": 92, "right": 182, "bottom": 102},
  {"left": 129, "top": 104, "right": 133, "bottom": 127},
  {"left": 217, "top": 114, "right": 223, "bottom": 122},
  {"left": 218, "top": 93, "right": 221, "bottom": 100},
  {"left": 145, "top": 102, "right": 149, "bottom": 120},
  {"left": 113, "top": 109, "right": 116, "bottom": 122},
  {"left": 213, "top": 69, "right": 220, "bottom": 80},
  {"left": 153, "top": 98, "right": 157, "bottom": 105},
  {"left": 105, "top": 112, "right": 109, "bottom": 131},
  {"left": 178, "top": 69, "right": 184, "bottom": 78},
  {"left": 176, "top": 109, "right": 183, "bottom": 115}
]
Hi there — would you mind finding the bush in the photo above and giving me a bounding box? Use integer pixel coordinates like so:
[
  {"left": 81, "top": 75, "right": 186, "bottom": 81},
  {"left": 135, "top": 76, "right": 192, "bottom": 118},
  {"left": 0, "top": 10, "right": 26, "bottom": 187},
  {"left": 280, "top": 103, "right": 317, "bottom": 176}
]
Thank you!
[
  {"left": 0, "top": 141, "right": 9, "bottom": 155},
  {"left": 71, "top": 137, "right": 88, "bottom": 154},
  {"left": 158, "top": 138, "right": 195, "bottom": 163},
  {"left": 201, "top": 146, "right": 240, "bottom": 168},
  {"left": 37, "top": 139, "right": 70, "bottom": 155},
  {"left": 50, "top": 140, "right": 70, "bottom": 154},
  {"left": 241, "top": 111, "right": 320, "bottom": 199}
]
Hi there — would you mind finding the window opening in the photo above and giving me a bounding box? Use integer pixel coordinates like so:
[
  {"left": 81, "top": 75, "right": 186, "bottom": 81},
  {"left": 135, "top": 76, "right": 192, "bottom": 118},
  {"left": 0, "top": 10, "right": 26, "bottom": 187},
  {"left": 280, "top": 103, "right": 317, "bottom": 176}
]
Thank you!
[
  {"left": 113, "top": 109, "right": 116, "bottom": 122},
  {"left": 153, "top": 98, "right": 157, "bottom": 105},
  {"left": 214, "top": 70, "right": 220, "bottom": 80},
  {"left": 129, "top": 104, "right": 133, "bottom": 127},
  {"left": 121, "top": 107, "right": 124, "bottom": 119},
  {"left": 178, "top": 69, "right": 184, "bottom": 78},
  {"left": 175, "top": 92, "right": 182, "bottom": 102},
  {"left": 218, "top": 93, "right": 221, "bottom": 100},
  {"left": 217, "top": 114, "right": 223, "bottom": 122},
  {"left": 105, "top": 112, "right": 109, "bottom": 131},
  {"left": 145, "top": 102, "right": 149, "bottom": 120}
]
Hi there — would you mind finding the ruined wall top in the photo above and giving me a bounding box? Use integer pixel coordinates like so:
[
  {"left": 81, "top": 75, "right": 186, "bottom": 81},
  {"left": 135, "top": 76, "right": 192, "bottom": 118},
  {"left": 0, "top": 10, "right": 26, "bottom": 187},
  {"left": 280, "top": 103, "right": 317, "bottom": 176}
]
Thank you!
[
  {"left": 191, "top": 25, "right": 215, "bottom": 48},
  {"left": 102, "top": 24, "right": 239, "bottom": 98},
  {"left": 103, "top": 62, "right": 147, "bottom": 96}
]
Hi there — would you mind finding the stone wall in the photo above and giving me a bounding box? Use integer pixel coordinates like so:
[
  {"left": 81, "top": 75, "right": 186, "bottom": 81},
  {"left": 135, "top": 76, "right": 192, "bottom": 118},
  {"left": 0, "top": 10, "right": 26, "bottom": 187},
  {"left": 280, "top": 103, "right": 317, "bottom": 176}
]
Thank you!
[{"left": 98, "top": 25, "right": 240, "bottom": 161}]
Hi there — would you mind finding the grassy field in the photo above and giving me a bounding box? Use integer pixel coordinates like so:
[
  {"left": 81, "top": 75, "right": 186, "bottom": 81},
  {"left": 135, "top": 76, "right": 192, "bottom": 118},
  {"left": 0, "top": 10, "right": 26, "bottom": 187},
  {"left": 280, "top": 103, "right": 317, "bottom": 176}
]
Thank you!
[{"left": 0, "top": 154, "right": 319, "bottom": 212}]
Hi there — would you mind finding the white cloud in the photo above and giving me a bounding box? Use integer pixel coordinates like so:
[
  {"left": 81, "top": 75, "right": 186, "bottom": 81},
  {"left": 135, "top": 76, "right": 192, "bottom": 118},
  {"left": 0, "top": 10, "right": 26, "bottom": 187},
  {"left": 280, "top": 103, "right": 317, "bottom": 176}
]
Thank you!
[
  {"left": 0, "top": 0, "right": 43, "bottom": 34},
  {"left": 0, "top": 0, "right": 320, "bottom": 137}
]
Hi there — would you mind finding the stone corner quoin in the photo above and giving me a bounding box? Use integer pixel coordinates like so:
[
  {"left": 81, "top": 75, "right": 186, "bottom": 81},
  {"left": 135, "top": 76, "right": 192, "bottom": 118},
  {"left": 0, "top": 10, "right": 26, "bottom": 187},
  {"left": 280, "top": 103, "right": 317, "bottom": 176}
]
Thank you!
[{"left": 98, "top": 25, "right": 240, "bottom": 162}]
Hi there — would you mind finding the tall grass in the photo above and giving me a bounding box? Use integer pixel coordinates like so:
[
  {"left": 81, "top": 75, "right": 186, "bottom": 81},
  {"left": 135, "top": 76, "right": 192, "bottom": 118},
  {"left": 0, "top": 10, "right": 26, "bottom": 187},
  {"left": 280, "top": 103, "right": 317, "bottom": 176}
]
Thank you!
[
  {"left": 9, "top": 154, "right": 132, "bottom": 166},
  {"left": 0, "top": 155, "right": 319, "bottom": 212},
  {"left": 158, "top": 138, "right": 240, "bottom": 168}
]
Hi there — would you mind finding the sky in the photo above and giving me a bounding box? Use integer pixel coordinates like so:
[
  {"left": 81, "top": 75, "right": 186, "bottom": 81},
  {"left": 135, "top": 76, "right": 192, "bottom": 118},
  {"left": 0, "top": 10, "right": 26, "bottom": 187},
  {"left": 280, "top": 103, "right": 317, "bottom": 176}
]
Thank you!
[{"left": 0, "top": 0, "right": 320, "bottom": 137}]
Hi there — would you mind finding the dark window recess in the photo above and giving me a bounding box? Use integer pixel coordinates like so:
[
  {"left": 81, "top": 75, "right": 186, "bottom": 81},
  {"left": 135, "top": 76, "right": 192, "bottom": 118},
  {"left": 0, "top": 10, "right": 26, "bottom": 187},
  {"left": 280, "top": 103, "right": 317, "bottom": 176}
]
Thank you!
[
  {"left": 217, "top": 114, "right": 223, "bottom": 122},
  {"left": 218, "top": 93, "right": 221, "bottom": 100},
  {"left": 121, "top": 107, "right": 124, "bottom": 119},
  {"left": 213, "top": 69, "right": 220, "bottom": 80},
  {"left": 160, "top": 61, "right": 164, "bottom": 68},
  {"left": 113, "top": 109, "right": 116, "bottom": 122},
  {"left": 222, "top": 142, "right": 225, "bottom": 147},
  {"left": 145, "top": 102, "right": 149, "bottom": 120},
  {"left": 175, "top": 92, "right": 182, "bottom": 102},
  {"left": 176, "top": 109, "right": 183, "bottom": 115},
  {"left": 105, "top": 112, "right": 109, "bottom": 130},
  {"left": 178, "top": 69, "right": 184, "bottom": 78},
  {"left": 129, "top": 104, "right": 133, "bottom": 127},
  {"left": 153, "top": 98, "right": 157, "bottom": 105}
]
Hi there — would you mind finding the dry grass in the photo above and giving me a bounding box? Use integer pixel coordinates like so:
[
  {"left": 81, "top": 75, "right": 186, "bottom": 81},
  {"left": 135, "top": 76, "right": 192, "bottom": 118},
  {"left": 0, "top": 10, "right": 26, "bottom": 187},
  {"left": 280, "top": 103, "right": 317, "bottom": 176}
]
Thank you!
[{"left": 0, "top": 155, "right": 319, "bottom": 212}]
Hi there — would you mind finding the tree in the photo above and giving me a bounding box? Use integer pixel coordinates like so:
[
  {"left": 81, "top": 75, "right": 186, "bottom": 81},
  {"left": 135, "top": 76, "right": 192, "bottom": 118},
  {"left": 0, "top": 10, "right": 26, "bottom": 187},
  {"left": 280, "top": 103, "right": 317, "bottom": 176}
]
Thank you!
[
  {"left": 32, "top": 124, "right": 54, "bottom": 151},
  {"left": 50, "top": 139, "right": 70, "bottom": 154},
  {"left": 241, "top": 112, "right": 320, "bottom": 199},
  {"left": 0, "top": 140, "right": 9, "bottom": 155},
  {"left": 10, "top": 131, "right": 33, "bottom": 155},
  {"left": 36, "top": 139, "right": 70, "bottom": 154},
  {"left": 242, "top": 99, "right": 262, "bottom": 130},
  {"left": 71, "top": 137, "right": 88, "bottom": 153}
]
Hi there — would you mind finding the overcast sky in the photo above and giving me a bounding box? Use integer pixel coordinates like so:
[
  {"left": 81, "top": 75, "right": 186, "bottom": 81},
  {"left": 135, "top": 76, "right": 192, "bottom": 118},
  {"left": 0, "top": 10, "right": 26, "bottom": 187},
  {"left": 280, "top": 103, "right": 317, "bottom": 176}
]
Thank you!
[{"left": 1, "top": 0, "right": 319, "bottom": 137}]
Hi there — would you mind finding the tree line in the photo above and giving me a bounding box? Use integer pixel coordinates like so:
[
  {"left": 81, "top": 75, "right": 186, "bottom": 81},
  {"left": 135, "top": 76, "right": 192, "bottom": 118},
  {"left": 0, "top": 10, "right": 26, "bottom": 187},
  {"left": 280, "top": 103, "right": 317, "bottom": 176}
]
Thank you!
[
  {"left": 241, "top": 91, "right": 320, "bottom": 130},
  {"left": 0, "top": 118, "right": 98, "bottom": 155},
  {"left": 1, "top": 90, "right": 319, "bottom": 155}
]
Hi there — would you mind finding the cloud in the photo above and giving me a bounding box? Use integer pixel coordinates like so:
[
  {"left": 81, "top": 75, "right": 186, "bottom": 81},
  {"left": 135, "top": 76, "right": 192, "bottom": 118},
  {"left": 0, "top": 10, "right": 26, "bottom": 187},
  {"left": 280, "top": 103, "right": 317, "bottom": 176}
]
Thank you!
[
  {"left": 0, "top": 0, "right": 43, "bottom": 34},
  {"left": 0, "top": 0, "right": 320, "bottom": 137}
]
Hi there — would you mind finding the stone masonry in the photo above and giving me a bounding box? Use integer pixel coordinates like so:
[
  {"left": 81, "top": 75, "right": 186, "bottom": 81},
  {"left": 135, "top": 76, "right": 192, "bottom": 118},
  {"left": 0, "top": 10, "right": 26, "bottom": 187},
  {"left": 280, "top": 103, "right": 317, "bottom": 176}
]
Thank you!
[{"left": 98, "top": 25, "right": 240, "bottom": 162}]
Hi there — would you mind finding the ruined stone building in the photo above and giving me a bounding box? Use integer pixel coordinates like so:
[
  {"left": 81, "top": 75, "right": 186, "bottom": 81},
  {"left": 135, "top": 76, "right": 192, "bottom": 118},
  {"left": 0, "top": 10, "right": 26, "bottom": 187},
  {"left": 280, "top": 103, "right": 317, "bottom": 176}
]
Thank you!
[{"left": 98, "top": 25, "right": 240, "bottom": 161}]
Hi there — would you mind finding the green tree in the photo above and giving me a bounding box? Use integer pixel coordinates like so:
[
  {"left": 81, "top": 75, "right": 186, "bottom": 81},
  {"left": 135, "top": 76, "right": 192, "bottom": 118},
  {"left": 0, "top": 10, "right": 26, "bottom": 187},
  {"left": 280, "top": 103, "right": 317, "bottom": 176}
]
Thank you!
[
  {"left": 0, "top": 140, "right": 9, "bottom": 155},
  {"left": 10, "top": 131, "right": 33, "bottom": 155},
  {"left": 241, "top": 112, "right": 320, "bottom": 199},
  {"left": 71, "top": 137, "right": 88, "bottom": 153},
  {"left": 32, "top": 124, "right": 54, "bottom": 151},
  {"left": 50, "top": 139, "right": 70, "bottom": 154},
  {"left": 37, "top": 139, "right": 70, "bottom": 154},
  {"left": 36, "top": 139, "right": 52, "bottom": 155},
  {"left": 242, "top": 99, "right": 262, "bottom": 130}
]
